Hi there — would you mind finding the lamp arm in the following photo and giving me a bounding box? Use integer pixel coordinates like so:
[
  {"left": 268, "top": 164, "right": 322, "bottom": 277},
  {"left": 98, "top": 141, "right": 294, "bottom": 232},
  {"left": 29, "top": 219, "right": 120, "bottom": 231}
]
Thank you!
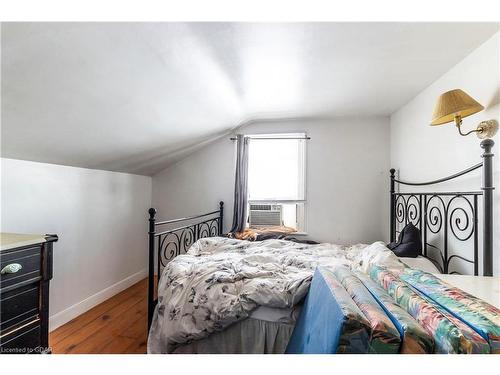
[
  {"left": 455, "top": 117, "right": 481, "bottom": 137},
  {"left": 457, "top": 123, "right": 481, "bottom": 136}
]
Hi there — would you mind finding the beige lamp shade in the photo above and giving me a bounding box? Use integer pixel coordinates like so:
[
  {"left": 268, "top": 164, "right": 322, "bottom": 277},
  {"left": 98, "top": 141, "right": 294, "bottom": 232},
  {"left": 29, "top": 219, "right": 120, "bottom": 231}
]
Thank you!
[{"left": 430, "top": 89, "right": 484, "bottom": 126}]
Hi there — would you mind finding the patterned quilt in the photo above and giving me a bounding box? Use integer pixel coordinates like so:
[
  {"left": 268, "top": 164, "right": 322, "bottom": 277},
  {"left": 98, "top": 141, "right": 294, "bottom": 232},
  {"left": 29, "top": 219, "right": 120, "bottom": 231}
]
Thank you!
[
  {"left": 369, "top": 266, "right": 491, "bottom": 353},
  {"left": 286, "top": 267, "right": 372, "bottom": 353},
  {"left": 147, "top": 238, "right": 405, "bottom": 353},
  {"left": 332, "top": 267, "right": 401, "bottom": 353},
  {"left": 399, "top": 269, "right": 500, "bottom": 353},
  {"left": 355, "top": 271, "right": 434, "bottom": 353}
]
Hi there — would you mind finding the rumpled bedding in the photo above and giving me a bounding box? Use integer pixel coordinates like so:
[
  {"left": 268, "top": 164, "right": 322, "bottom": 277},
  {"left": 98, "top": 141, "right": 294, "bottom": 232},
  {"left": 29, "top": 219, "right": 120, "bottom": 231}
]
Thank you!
[
  {"left": 147, "top": 237, "right": 404, "bottom": 353},
  {"left": 227, "top": 226, "right": 298, "bottom": 241},
  {"left": 227, "top": 227, "right": 318, "bottom": 244}
]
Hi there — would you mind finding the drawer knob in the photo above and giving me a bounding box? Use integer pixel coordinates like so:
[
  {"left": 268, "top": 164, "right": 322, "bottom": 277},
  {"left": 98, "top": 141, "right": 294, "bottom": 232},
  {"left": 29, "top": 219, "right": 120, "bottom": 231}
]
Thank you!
[{"left": 1, "top": 263, "right": 23, "bottom": 274}]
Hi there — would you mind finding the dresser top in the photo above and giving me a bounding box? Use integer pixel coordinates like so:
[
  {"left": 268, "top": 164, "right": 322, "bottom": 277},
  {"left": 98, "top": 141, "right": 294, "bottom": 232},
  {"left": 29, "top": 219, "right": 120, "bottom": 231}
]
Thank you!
[{"left": 0, "top": 232, "right": 49, "bottom": 251}]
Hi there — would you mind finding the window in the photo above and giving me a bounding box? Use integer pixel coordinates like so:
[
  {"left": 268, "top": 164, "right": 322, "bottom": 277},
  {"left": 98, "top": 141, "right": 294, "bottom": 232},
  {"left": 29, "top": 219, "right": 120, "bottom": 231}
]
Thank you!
[{"left": 247, "top": 133, "right": 306, "bottom": 232}]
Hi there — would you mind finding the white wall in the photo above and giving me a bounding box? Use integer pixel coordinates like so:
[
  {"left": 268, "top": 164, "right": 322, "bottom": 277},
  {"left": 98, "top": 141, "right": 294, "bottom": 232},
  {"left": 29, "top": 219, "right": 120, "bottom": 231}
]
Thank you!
[
  {"left": 0, "top": 158, "right": 152, "bottom": 330},
  {"left": 390, "top": 32, "right": 500, "bottom": 275},
  {"left": 153, "top": 117, "right": 391, "bottom": 245}
]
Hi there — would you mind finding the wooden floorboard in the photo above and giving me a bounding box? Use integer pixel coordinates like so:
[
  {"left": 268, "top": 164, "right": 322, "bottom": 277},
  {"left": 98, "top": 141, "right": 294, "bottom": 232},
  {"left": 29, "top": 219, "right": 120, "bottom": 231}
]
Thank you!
[{"left": 49, "top": 278, "right": 148, "bottom": 354}]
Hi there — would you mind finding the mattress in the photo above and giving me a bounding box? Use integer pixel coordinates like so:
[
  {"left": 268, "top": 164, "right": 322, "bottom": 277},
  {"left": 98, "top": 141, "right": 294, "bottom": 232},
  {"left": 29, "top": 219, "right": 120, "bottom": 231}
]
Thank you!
[
  {"left": 248, "top": 305, "right": 301, "bottom": 324},
  {"left": 400, "top": 256, "right": 441, "bottom": 274}
]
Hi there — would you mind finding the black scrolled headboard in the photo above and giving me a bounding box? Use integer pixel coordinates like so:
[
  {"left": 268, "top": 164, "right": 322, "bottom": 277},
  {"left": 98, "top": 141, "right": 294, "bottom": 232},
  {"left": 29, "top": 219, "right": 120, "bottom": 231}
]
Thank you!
[
  {"left": 390, "top": 139, "right": 494, "bottom": 276},
  {"left": 147, "top": 202, "right": 224, "bottom": 328}
]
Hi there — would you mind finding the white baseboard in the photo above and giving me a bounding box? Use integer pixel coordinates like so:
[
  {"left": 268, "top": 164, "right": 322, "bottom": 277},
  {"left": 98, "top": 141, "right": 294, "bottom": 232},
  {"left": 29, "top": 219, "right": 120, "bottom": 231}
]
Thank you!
[{"left": 49, "top": 268, "right": 147, "bottom": 332}]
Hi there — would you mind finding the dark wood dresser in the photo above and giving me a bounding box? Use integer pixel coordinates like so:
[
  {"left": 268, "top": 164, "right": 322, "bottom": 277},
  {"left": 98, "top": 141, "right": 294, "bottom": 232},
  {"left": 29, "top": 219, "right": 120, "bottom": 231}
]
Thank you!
[{"left": 0, "top": 233, "right": 58, "bottom": 354}]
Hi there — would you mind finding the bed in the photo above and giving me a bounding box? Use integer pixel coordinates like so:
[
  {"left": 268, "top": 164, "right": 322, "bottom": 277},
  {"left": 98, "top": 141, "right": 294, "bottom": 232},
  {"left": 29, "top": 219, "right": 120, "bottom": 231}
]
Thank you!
[{"left": 146, "top": 139, "right": 495, "bottom": 354}]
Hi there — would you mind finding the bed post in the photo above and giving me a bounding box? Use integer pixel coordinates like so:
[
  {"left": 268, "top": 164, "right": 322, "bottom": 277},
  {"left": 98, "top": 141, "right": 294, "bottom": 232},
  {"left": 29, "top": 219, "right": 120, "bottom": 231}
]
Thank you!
[
  {"left": 480, "top": 139, "right": 494, "bottom": 276},
  {"left": 219, "top": 201, "right": 224, "bottom": 235},
  {"left": 148, "top": 208, "right": 157, "bottom": 329},
  {"left": 390, "top": 168, "right": 396, "bottom": 242}
]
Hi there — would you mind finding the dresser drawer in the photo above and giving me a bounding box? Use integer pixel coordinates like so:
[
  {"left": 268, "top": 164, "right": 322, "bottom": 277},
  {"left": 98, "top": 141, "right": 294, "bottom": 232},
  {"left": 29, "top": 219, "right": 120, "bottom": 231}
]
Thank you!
[
  {"left": 1, "top": 234, "right": 57, "bottom": 354},
  {"left": 0, "top": 246, "right": 41, "bottom": 288},
  {"left": 0, "top": 320, "right": 41, "bottom": 354},
  {"left": 1, "top": 283, "right": 40, "bottom": 333}
]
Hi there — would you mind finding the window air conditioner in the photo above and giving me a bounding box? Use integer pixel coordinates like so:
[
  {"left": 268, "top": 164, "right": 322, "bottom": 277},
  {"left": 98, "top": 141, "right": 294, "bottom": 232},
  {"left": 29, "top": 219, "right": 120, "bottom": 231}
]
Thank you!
[{"left": 249, "top": 204, "right": 282, "bottom": 227}]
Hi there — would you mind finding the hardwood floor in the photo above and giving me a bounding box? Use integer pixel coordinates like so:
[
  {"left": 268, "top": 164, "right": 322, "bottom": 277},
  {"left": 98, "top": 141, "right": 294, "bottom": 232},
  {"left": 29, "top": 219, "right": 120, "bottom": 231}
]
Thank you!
[{"left": 49, "top": 278, "right": 148, "bottom": 354}]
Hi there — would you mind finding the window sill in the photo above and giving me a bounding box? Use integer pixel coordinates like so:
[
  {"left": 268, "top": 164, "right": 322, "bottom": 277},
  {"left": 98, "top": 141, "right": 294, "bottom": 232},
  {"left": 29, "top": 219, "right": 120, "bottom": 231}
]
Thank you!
[{"left": 246, "top": 226, "right": 307, "bottom": 236}]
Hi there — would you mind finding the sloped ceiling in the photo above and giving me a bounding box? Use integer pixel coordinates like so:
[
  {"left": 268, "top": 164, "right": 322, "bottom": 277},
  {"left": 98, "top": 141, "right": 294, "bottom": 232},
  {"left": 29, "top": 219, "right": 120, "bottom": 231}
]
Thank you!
[{"left": 1, "top": 22, "right": 499, "bottom": 175}]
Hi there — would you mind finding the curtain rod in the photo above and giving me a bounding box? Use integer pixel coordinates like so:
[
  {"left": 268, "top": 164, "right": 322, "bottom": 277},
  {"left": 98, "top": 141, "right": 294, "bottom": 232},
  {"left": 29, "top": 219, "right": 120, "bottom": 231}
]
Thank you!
[{"left": 229, "top": 136, "right": 311, "bottom": 141}]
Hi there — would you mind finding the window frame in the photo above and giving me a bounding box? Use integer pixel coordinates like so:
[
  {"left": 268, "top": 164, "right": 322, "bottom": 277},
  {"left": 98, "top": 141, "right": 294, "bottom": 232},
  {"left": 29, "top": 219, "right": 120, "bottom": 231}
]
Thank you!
[{"left": 246, "top": 132, "right": 307, "bottom": 232}]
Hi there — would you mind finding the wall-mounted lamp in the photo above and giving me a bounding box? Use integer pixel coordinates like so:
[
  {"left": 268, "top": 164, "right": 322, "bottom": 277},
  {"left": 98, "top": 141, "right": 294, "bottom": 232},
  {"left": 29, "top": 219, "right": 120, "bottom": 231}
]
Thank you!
[{"left": 430, "top": 89, "right": 498, "bottom": 139}]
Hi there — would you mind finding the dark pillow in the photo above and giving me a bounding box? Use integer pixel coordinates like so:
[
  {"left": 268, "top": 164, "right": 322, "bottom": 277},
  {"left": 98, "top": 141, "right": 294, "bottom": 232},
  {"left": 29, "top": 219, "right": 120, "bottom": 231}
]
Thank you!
[{"left": 387, "top": 223, "right": 422, "bottom": 258}]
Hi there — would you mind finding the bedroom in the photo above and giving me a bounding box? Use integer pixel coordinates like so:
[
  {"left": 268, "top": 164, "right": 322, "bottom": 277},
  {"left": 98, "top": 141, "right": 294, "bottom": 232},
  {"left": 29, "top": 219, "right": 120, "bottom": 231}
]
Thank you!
[{"left": 1, "top": 0, "right": 499, "bottom": 371}]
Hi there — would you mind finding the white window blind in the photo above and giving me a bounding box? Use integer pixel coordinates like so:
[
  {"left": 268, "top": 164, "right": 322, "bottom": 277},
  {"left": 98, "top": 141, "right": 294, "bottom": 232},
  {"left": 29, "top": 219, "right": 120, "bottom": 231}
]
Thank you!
[{"left": 248, "top": 133, "right": 306, "bottom": 202}]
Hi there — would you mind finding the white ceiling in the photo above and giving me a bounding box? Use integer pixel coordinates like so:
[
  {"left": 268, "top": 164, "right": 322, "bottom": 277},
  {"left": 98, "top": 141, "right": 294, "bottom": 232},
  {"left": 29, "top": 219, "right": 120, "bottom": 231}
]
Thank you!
[{"left": 2, "top": 22, "right": 499, "bottom": 175}]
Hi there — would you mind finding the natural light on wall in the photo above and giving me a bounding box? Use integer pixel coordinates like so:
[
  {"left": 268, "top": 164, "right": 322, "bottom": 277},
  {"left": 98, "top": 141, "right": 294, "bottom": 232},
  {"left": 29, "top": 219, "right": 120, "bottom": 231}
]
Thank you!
[{"left": 247, "top": 133, "right": 306, "bottom": 231}]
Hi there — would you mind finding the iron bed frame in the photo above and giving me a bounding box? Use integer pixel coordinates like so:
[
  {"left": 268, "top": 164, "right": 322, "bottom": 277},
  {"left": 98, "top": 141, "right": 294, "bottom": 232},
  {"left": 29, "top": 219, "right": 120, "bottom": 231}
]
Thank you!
[
  {"left": 147, "top": 139, "right": 495, "bottom": 328},
  {"left": 147, "top": 202, "right": 224, "bottom": 327},
  {"left": 390, "top": 139, "right": 494, "bottom": 277}
]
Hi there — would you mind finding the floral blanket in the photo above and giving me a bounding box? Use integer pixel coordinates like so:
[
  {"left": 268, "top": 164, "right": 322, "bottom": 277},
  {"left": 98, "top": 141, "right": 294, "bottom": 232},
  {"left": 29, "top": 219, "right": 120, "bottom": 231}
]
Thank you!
[{"left": 147, "top": 237, "right": 404, "bottom": 353}]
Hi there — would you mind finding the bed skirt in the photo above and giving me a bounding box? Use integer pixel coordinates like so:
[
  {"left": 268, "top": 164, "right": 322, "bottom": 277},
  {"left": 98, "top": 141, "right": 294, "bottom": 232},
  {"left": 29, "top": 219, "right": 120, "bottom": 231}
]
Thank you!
[{"left": 171, "top": 318, "right": 295, "bottom": 354}]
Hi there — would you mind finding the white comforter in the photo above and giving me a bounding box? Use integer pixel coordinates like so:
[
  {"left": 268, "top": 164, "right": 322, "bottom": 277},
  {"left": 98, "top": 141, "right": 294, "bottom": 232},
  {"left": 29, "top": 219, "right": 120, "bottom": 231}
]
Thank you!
[{"left": 147, "top": 237, "right": 404, "bottom": 353}]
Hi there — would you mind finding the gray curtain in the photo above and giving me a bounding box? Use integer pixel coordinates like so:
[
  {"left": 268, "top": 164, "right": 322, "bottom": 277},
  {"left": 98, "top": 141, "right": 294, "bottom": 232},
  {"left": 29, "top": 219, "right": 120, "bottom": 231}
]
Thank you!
[{"left": 230, "top": 134, "right": 249, "bottom": 233}]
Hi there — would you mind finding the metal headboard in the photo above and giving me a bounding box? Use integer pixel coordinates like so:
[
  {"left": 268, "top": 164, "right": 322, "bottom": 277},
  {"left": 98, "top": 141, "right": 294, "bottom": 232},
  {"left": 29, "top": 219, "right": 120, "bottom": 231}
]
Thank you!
[
  {"left": 147, "top": 202, "right": 224, "bottom": 328},
  {"left": 390, "top": 139, "right": 494, "bottom": 276}
]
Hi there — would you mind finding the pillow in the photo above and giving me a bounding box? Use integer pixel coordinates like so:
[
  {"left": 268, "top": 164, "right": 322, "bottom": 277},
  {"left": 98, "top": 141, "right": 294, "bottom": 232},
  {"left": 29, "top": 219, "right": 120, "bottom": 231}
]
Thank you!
[
  {"left": 286, "top": 267, "right": 371, "bottom": 354},
  {"left": 387, "top": 222, "right": 422, "bottom": 258}
]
